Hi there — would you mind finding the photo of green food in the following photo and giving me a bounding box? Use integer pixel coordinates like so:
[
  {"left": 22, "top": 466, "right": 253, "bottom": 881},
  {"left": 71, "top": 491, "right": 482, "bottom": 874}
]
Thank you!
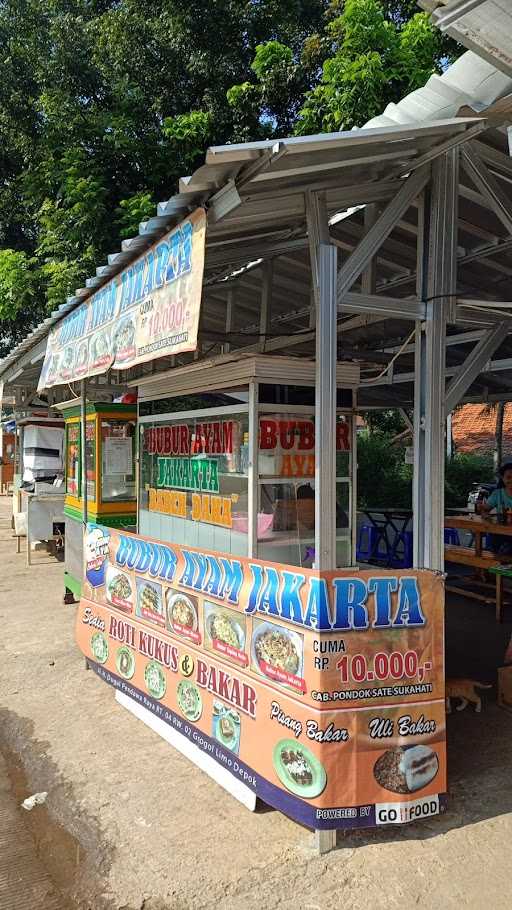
[
  {"left": 144, "top": 661, "right": 166, "bottom": 699},
  {"left": 273, "top": 739, "right": 326, "bottom": 799},
  {"left": 90, "top": 632, "right": 108, "bottom": 664},
  {"left": 176, "top": 680, "right": 202, "bottom": 721},
  {"left": 116, "top": 646, "right": 135, "bottom": 680}
]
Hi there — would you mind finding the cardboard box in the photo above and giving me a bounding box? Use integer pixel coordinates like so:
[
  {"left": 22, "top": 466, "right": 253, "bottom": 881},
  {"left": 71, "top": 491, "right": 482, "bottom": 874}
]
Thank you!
[{"left": 498, "top": 666, "right": 512, "bottom": 713}]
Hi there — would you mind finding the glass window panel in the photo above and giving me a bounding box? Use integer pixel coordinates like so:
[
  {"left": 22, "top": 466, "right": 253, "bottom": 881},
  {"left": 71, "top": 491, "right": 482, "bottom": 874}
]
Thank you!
[
  {"left": 139, "top": 413, "right": 249, "bottom": 556},
  {"left": 139, "top": 388, "right": 249, "bottom": 416},
  {"left": 66, "top": 424, "right": 80, "bottom": 496},
  {"left": 101, "top": 419, "right": 136, "bottom": 502},
  {"left": 85, "top": 420, "right": 96, "bottom": 501}
]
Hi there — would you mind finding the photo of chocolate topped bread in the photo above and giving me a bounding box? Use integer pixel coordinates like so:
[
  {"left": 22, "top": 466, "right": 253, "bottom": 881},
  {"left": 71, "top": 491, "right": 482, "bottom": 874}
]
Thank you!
[{"left": 374, "top": 745, "right": 439, "bottom": 794}]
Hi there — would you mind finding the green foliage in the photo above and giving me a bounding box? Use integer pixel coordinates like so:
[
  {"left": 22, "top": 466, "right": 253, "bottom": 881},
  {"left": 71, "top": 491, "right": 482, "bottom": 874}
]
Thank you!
[
  {"left": 364, "top": 409, "right": 409, "bottom": 435},
  {"left": 357, "top": 431, "right": 412, "bottom": 509},
  {"left": 0, "top": 0, "right": 460, "bottom": 348},
  {"left": 163, "top": 110, "right": 213, "bottom": 173},
  {"left": 0, "top": 249, "right": 35, "bottom": 319},
  {"left": 357, "top": 430, "right": 495, "bottom": 510},
  {"left": 445, "top": 452, "right": 495, "bottom": 509},
  {"left": 0, "top": 0, "right": 326, "bottom": 338},
  {"left": 116, "top": 192, "right": 156, "bottom": 240},
  {"left": 295, "top": 0, "right": 445, "bottom": 134}
]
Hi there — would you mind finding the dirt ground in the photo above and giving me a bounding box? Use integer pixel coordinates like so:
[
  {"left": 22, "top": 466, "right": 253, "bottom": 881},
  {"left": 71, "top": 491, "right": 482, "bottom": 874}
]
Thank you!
[{"left": 1, "top": 496, "right": 511, "bottom": 910}]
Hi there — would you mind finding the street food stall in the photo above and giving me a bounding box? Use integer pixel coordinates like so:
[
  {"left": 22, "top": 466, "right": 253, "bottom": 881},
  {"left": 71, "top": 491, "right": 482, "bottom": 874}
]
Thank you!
[
  {"left": 0, "top": 421, "right": 15, "bottom": 492},
  {"left": 9, "top": 110, "right": 512, "bottom": 851},
  {"left": 58, "top": 401, "right": 137, "bottom": 599},
  {"left": 12, "top": 415, "right": 66, "bottom": 561}
]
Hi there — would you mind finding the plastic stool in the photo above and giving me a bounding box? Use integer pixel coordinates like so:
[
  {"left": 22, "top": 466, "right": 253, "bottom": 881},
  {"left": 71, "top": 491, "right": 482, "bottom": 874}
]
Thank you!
[
  {"left": 444, "top": 528, "right": 460, "bottom": 546},
  {"left": 356, "top": 525, "right": 378, "bottom": 561},
  {"left": 390, "top": 531, "right": 414, "bottom": 568}
]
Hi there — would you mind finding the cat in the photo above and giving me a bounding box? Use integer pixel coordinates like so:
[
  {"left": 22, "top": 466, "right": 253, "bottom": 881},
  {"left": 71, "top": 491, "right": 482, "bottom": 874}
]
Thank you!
[{"left": 445, "top": 679, "right": 492, "bottom": 714}]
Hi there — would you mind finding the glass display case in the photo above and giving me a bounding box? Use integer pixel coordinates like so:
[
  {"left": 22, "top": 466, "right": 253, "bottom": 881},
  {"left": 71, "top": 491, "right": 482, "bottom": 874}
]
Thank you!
[
  {"left": 61, "top": 402, "right": 137, "bottom": 597},
  {"left": 137, "top": 358, "right": 357, "bottom": 569}
]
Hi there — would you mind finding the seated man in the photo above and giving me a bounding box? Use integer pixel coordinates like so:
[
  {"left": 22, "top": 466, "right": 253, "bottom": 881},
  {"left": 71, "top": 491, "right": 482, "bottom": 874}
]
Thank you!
[{"left": 478, "top": 461, "right": 512, "bottom": 555}]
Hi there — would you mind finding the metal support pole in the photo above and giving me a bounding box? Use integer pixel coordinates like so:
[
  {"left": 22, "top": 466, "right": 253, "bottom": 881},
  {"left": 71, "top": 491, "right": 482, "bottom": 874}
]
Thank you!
[
  {"left": 361, "top": 205, "right": 377, "bottom": 295},
  {"left": 413, "top": 151, "right": 458, "bottom": 570},
  {"left": 307, "top": 191, "right": 338, "bottom": 855},
  {"left": 259, "top": 261, "right": 272, "bottom": 352},
  {"left": 350, "top": 401, "right": 358, "bottom": 566},
  {"left": 81, "top": 379, "right": 88, "bottom": 526},
  {"left": 224, "top": 288, "right": 234, "bottom": 354},
  {"left": 247, "top": 380, "right": 258, "bottom": 559},
  {"left": 315, "top": 244, "right": 338, "bottom": 572}
]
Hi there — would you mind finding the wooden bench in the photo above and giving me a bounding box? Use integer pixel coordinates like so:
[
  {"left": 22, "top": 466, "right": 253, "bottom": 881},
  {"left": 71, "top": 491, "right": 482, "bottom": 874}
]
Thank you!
[
  {"left": 444, "top": 545, "right": 503, "bottom": 569},
  {"left": 444, "top": 545, "right": 510, "bottom": 618}
]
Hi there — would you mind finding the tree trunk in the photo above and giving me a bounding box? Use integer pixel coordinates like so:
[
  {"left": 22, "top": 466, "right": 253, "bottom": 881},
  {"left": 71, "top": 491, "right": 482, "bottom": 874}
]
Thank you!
[{"left": 494, "top": 402, "right": 506, "bottom": 470}]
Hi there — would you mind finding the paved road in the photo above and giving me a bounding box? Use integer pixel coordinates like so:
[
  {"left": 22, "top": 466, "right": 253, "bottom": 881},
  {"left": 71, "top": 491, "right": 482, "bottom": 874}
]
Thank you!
[
  {"left": 1, "top": 496, "right": 512, "bottom": 909},
  {"left": 0, "top": 752, "right": 64, "bottom": 910}
]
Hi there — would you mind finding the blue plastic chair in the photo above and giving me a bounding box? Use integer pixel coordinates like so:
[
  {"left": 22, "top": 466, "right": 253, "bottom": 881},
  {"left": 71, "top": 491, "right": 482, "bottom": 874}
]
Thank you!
[
  {"left": 356, "top": 525, "right": 378, "bottom": 562},
  {"left": 390, "top": 530, "right": 413, "bottom": 568}
]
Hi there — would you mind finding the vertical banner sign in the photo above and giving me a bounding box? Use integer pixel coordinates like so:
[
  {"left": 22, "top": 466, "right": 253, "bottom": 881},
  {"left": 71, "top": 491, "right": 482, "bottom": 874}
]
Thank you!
[
  {"left": 38, "top": 208, "right": 206, "bottom": 391},
  {"left": 77, "top": 526, "right": 446, "bottom": 830}
]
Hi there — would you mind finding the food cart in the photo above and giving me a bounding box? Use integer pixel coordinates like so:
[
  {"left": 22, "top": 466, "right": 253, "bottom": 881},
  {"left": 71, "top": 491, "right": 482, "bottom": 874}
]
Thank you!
[
  {"left": 30, "top": 117, "right": 498, "bottom": 852},
  {"left": 12, "top": 415, "right": 66, "bottom": 559},
  {"left": 0, "top": 421, "right": 15, "bottom": 492},
  {"left": 58, "top": 401, "right": 137, "bottom": 599}
]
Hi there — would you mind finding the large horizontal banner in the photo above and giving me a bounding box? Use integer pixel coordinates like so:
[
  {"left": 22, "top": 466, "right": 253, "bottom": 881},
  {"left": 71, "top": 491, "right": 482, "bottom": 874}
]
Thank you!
[
  {"left": 38, "top": 208, "right": 206, "bottom": 391},
  {"left": 77, "top": 525, "right": 446, "bottom": 830}
]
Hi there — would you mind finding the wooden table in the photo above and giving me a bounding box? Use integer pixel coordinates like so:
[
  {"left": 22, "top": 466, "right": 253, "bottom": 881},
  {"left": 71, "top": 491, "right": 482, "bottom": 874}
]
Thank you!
[
  {"left": 444, "top": 514, "right": 512, "bottom": 620},
  {"left": 445, "top": 513, "right": 512, "bottom": 555}
]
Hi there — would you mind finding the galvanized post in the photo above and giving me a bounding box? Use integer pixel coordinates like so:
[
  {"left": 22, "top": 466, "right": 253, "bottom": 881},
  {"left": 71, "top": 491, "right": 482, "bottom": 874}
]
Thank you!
[
  {"left": 413, "top": 150, "right": 459, "bottom": 570},
  {"left": 247, "top": 379, "right": 259, "bottom": 559},
  {"left": 307, "top": 192, "right": 338, "bottom": 855},
  {"left": 259, "top": 262, "right": 272, "bottom": 352},
  {"left": 81, "top": 379, "right": 88, "bottom": 526}
]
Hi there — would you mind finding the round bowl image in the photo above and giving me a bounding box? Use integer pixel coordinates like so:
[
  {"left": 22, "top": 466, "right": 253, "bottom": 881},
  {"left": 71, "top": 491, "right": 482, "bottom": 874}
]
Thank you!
[
  {"left": 90, "top": 632, "right": 108, "bottom": 665},
  {"left": 116, "top": 646, "right": 135, "bottom": 679},
  {"left": 205, "top": 609, "right": 245, "bottom": 651},
  {"left": 176, "top": 680, "right": 202, "bottom": 721},
  {"left": 273, "top": 739, "right": 326, "bottom": 799},
  {"left": 251, "top": 622, "right": 303, "bottom": 680},
  {"left": 144, "top": 661, "right": 166, "bottom": 699},
  {"left": 167, "top": 591, "right": 198, "bottom": 632}
]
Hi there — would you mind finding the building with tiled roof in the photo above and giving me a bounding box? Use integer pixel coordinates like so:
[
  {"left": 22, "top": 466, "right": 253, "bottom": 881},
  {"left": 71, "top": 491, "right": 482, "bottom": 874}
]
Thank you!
[{"left": 452, "top": 404, "right": 512, "bottom": 459}]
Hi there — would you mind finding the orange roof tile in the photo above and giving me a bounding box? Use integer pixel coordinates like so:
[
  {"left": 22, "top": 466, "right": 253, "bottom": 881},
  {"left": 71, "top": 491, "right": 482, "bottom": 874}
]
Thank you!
[{"left": 452, "top": 404, "right": 512, "bottom": 457}]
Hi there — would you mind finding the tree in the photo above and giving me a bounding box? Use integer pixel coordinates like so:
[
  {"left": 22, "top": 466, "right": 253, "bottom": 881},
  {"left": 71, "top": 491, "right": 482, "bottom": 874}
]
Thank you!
[
  {"left": 0, "top": 0, "right": 327, "bottom": 336},
  {"left": 0, "top": 0, "right": 460, "bottom": 345},
  {"left": 227, "top": 0, "right": 457, "bottom": 138}
]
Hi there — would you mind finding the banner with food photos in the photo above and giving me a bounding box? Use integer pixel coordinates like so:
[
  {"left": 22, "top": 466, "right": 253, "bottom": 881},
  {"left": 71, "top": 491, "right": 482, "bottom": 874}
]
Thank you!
[
  {"left": 77, "top": 525, "right": 446, "bottom": 830},
  {"left": 37, "top": 208, "right": 206, "bottom": 391}
]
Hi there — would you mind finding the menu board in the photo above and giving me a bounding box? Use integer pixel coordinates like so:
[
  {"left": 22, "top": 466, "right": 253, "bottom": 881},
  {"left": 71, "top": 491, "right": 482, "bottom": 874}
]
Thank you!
[
  {"left": 77, "top": 525, "right": 446, "bottom": 830},
  {"left": 103, "top": 437, "right": 133, "bottom": 475}
]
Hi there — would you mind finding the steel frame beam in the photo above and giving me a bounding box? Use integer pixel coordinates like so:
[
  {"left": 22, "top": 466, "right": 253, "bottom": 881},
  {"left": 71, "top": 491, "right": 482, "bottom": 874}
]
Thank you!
[
  {"left": 445, "top": 322, "right": 508, "bottom": 413},
  {"left": 461, "top": 144, "right": 512, "bottom": 236},
  {"left": 338, "top": 292, "right": 426, "bottom": 320},
  {"left": 336, "top": 166, "right": 430, "bottom": 302}
]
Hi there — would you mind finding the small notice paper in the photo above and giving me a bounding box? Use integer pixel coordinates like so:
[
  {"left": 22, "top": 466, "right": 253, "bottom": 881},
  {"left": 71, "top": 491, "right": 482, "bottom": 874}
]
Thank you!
[{"left": 103, "top": 437, "right": 132, "bottom": 475}]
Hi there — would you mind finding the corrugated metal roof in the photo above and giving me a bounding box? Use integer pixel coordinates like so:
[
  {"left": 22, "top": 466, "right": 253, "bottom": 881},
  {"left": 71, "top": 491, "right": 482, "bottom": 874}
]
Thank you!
[
  {"left": 422, "top": 1, "right": 512, "bottom": 79},
  {"left": 0, "top": 117, "right": 483, "bottom": 387}
]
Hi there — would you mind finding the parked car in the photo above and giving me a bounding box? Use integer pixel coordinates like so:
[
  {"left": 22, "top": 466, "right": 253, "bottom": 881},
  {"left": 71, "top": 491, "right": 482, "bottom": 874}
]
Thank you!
[{"left": 467, "top": 481, "right": 496, "bottom": 511}]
